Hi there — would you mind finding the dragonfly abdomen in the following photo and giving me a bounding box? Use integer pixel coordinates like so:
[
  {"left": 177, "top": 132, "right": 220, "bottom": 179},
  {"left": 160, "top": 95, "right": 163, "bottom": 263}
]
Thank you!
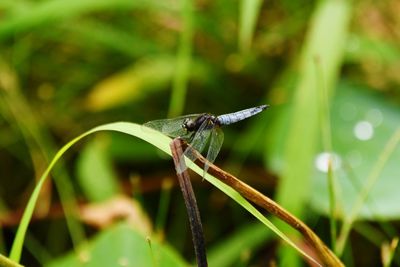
[{"left": 216, "top": 104, "right": 268, "bottom": 126}]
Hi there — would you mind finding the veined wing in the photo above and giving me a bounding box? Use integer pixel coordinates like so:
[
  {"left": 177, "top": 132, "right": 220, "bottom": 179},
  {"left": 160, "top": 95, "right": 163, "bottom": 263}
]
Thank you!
[
  {"left": 204, "top": 127, "right": 224, "bottom": 175},
  {"left": 143, "top": 114, "right": 201, "bottom": 138},
  {"left": 178, "top": 118, "right": 212, "bottom": 174}
]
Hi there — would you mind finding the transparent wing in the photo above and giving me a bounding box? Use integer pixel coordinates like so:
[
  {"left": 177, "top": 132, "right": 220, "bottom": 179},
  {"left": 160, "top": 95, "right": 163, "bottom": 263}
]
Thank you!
[
  {"left": 204, "top": 126, "right": 224, "bottom": 175},
  {"left": 187, "top": 118, "right": 212, "bottom": 156},
  {"left": 143, "top": 114, "right": 201, "bottom": 138},
  {"left": 178, "top": 118, "right": 212, "bottom": 174}
]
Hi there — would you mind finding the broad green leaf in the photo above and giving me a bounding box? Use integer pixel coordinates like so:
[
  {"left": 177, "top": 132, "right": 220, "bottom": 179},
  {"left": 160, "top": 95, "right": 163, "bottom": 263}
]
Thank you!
[
  {"left": 85, "top": 57, "right": 208, "bottom": 111},
  {"left": 268, "top": 82, "right": 400, "bottom": 220},
  {"left": 45, "top": 223, "right": 187, "bottom": 267},
  {"left": 208, "top": 222, "right": 271, "bottom": 267},
  {"left": 85, "top": 57, "right": 176, "bottom": 111},
  {"left": 311, "top": 82, "right": 400, "bottom": 219}
]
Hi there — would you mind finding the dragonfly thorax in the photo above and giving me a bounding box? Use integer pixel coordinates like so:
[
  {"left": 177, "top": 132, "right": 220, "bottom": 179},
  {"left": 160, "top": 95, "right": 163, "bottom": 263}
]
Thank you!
[{"left": 182, "top": 114, "right": 218, "bottom": 132}]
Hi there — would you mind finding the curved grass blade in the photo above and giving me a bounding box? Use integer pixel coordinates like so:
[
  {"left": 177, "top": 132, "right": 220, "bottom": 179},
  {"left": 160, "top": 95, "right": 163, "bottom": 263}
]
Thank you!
[
  {"left": 11, "top": 122, "right": 321, "bottom": 266},
  {"left": 238, "top": 0, "right": 262, "bottom": 53},
  {"left": 0, "top": 254, "right": 23, "bottom": 267}
]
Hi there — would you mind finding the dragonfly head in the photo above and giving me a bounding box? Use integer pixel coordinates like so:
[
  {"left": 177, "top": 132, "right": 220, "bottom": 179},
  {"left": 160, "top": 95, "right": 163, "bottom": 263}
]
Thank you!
[{"left": 183, "top": 114, "right": 215, "bottom": 133}]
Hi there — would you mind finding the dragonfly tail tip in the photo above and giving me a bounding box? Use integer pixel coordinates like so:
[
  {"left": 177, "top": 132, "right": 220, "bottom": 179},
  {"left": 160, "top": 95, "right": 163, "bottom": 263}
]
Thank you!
[{"left": 261, "top": 104, "right": 270, "bottom": 110}]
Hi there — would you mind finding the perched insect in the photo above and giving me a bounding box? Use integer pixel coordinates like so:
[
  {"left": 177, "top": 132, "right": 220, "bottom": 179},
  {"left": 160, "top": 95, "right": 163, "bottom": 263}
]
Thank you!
[{"left": 144, "top": 104, "right": 269, "bottom": 175}]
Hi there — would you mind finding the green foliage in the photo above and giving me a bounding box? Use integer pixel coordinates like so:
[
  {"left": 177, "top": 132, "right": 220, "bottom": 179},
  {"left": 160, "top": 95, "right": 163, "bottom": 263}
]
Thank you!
[
  {"left": 76, "top": 137, "right": 120, "bottom": 202},
  {"left": 0, "top": 254, "right": 23, "bottom": 267},
  {"left": 1, "top": 0, "right": 400, "bottom": 266},
  {"left": 45, "top": 223, "right": 187, "bottom": 267},
  {"left": 9, "top": 122, "right": 319, "bottom": 265},
  {"left": 312, "top": 83, "right": 400, "bottom": 220}
]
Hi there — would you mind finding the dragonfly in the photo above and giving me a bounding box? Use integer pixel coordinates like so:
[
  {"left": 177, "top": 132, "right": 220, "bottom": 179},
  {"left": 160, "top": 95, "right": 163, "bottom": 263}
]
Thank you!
[{"left": 144, "top": 104, "right": 269, "bottom": 175}]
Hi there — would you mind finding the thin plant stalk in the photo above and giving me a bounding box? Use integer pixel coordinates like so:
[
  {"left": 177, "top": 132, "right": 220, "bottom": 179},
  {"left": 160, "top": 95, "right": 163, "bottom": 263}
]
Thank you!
[
  {"left": 314, "top": 56, "right": 337, "bottom": 251},
  {"left": 168, "top": 0, "right": 193, "bottom": 117},
  {"left": 170, "top": 138, "right": 208, "bottom": 267},
  {"left": 238, "top": 0, "right": 262, "bottom": 54},
  {"left": 155, "top": 179, "right": 173, "bottom": 237},
  {"left": 336, "top": 128, "right": 400, "bottom": 256}
]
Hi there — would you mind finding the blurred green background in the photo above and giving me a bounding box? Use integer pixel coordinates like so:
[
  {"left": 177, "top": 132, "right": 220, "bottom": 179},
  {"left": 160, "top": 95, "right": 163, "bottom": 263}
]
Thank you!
[{"left": 1, "top": 0, "right": 400, "bottom": 266}]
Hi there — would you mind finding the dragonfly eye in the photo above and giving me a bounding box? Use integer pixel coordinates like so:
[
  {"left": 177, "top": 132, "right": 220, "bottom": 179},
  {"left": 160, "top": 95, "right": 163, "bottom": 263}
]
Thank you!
[
  {"left": 183, "top": 118, "right": 195, "bottom": 131},
  {"left": 182, "top": 118, "right": 189, "bottom": 129}
]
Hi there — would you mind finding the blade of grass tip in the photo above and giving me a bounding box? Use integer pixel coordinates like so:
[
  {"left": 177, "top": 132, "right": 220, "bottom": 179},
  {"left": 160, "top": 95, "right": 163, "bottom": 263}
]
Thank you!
[
  {"left": 336, "top": 128, "right": 400, "bottom": 256},
  {"left": 314, "top": 56, "right": 337, "bottom": 251},
  {"left": 146, "top": 237, "right": 158, "bottom": 267},
  {"left": 168, "top": 0, "right": 193, "bottom": 118},
  {"left": 238, "top": 0, "right": 262, "bottom": 54},
  {"left": 382, "top": 238, "right": 399, "bottom": 267}
]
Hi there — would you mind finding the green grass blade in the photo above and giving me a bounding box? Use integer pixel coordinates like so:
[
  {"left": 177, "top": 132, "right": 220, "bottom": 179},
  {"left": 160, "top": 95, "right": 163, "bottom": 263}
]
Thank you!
[
  {"left": 208, "top": 222, "right": 271, "bottom": 267},
  {"left": 155, "top": 179, "right": 173, "bottom": 234},
  {"left": 0, "top": 0, "right": 167, "bottom": 40},
  {"left": 10, "top": 122, "right": 320, "bottom": 265},
  {"left": 238, "top": 0, "right": 262, "bottom": 53},
  {"left": 168, "top": 0, "right": 194, "bottom": 117},
  {"left": 336, "top": 128, "right": 400, "bottom": 256},
  {"left": 314, "top": 57, "right": 337, "bottom": 251},
  {"left": 275, "top": 0, "right": 351, "bottom": 264},
  {"left": 0, "top": 254, "right": 23, "bottom": 267},
  {"left": 277, "top": 0, "right": 351, "bottom": 218},
  {"left": 0, "top": 59, "right": 85, "bottom": 259}
]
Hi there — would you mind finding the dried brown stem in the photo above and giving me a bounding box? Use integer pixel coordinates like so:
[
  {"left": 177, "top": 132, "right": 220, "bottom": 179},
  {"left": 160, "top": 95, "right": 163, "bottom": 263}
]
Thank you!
[
  {"left": 170, "top": 138, "right": 208, "bottom": 267},
  {"left": 180, "top": 139, "right": 343, "bottom": 267}
]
